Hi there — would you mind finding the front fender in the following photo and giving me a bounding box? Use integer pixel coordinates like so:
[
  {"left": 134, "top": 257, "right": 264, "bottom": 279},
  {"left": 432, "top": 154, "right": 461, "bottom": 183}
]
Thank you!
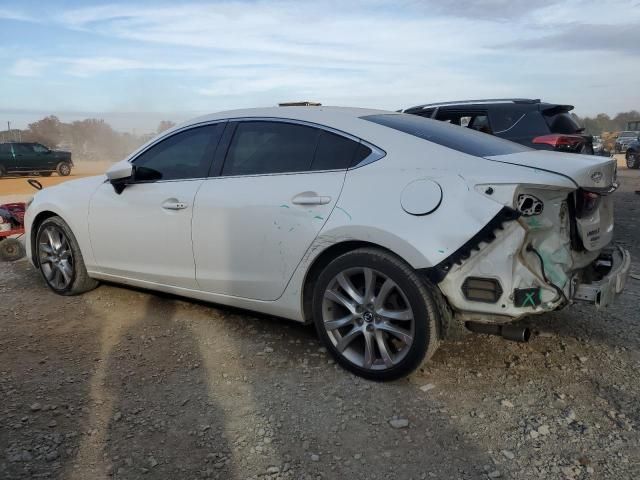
[{"left": 25, "top": 176, "right": 105, "bottom": 269}]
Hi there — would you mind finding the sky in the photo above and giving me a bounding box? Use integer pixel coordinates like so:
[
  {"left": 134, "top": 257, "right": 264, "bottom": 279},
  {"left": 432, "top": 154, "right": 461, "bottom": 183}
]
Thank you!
[{"left": 1, "top": 0, "right": 639, "bottom": 132}]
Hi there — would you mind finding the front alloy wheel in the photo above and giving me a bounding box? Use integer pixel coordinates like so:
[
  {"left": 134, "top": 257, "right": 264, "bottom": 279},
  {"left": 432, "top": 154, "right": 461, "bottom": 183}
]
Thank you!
[
  {"left": 313, "top": 248, "right": 441, "bottom": 381},
  {"left": 36, "top": 216, "right": 98, "bottom": 295},
  {"left": 38, "top": 224, "right": 75, "bottom": 291}
]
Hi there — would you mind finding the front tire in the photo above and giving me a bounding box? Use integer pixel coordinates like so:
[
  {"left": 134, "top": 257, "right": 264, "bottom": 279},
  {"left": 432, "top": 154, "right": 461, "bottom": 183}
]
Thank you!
[
  {"left": 36, "top": 216, "right": 98, "bottom": 295},
  {"left": 56, "top": 162, "right": 71, "bottom": 176},
  {"left": 626, "top": 150, "right": 639, "bottom": 169},
  {"left": 312, "top": 248, "right": 441, "bottom": 381}
]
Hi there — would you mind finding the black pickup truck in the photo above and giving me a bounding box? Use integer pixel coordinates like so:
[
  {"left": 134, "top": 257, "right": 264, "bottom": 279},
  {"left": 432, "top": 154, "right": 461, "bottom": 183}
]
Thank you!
[{"left": 0, "top": 142, "right": 73, "bottom": 177}]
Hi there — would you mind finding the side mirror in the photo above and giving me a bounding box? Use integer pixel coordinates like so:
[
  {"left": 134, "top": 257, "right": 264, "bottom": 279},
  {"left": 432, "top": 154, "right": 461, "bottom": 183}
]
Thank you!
[{"left": 106, "top": 160, "right": 133, "bottom": 194}]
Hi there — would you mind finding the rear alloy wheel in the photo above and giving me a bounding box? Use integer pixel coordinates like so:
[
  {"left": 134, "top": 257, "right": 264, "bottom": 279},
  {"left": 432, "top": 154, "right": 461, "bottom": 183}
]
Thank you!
[
  {"left": 56, "top": 162, "right": 71, "bottom": 176},
  {"left": 313, "top": 248, "right": 440, "bottom": 381},
  {"left": 0, "top": 238, "right": 26, "bottom": 262},
  {"left": 36, "top": 216, "right": 98, "bottom": 295},
  {"left": 626, "top": 150, "right": 639, "bottom": 169}
]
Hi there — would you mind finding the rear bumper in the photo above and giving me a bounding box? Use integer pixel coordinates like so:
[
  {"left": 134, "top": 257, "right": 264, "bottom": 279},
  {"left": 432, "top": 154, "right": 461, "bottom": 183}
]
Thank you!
[{"left": 573, "top": 246, "right": 631, "bottom": 309}]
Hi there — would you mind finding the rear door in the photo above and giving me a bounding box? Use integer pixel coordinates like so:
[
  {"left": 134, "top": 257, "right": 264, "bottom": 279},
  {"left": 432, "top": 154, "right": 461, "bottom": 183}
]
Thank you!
[
  {"left": 192, "top": 120, "right": 369, "bottom": 300},
  {"left": 12, "top": 144, "right": 36, "bottom": 171}
]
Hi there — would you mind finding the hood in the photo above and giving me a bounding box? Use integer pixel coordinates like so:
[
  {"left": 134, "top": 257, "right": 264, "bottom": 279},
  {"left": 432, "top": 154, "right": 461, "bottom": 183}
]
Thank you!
[{"left": 485, "top": 150, "right": 616, "bottom": 190}]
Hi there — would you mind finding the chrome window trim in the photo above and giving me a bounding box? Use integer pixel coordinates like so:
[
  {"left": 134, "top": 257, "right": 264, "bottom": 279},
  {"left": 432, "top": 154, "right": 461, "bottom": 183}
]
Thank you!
[
  {"left": 222, "top": 116, "right": 387, "bottom": 175},
  {"left": 126, "top": 116, "right": 387, "bottom": 182},
  {"left": 127, "top": 120, "right": 227, "bottom": 165}
]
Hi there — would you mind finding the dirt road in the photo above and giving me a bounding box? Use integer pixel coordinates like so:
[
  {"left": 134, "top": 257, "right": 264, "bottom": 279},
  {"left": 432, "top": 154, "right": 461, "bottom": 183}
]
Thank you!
[
  {"left": 0, "top": 162, "right": 112, "bottom": 202},
  {"left": 1, "top": 167, "right": 639, "bottom": 480}
]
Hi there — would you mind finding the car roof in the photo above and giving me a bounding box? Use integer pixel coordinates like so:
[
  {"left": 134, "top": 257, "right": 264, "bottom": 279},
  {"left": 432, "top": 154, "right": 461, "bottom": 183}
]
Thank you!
[
  {"left": 168, "top": 106, "right": 401, "bottom": 142},
  {"left": 185, "top": 106, "right": 392, "bottom": 125}
]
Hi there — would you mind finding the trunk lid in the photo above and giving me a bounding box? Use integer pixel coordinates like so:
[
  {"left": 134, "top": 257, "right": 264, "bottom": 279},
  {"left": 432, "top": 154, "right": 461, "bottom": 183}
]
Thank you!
[{"left": 485, "top": 150, "right": 616, "bottom": 190}]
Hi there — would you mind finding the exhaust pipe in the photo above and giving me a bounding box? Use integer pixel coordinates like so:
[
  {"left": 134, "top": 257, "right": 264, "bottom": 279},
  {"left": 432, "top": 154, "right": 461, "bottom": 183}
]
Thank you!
[{"left": 465, "top": 322, "right": 531, "bottom": 343}]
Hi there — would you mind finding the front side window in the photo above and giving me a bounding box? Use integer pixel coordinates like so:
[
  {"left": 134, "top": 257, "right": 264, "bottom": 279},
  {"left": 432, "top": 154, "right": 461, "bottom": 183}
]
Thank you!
[
  {"left": 133, "top": 124, "right": 222, "bottom": 181},
  {"left": 222, "top": 121, "right": 319, "bottom": 176}
]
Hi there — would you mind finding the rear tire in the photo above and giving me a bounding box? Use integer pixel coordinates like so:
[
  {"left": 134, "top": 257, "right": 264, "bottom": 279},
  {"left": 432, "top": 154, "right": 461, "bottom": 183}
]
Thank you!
[
  {"left": 312, "top": 248, "right": 441, "bottom": 381},
  {"left": 626, "top": 150, "right": 639, "bottom": 169},
  {"left": 56, "top": 162, "right": 71, "bottom": 176},
  {"left": 0, "top": 165, "right": 6, "bottom": 178},
  {"left": 36, "top": 216, "right": 98, "bottom": 295},
  {"left": 0, "top": 238, "right": 25, "bottom": 262}
]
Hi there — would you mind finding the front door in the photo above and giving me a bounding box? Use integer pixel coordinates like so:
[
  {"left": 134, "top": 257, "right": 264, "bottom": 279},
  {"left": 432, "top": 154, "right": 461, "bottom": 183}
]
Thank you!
[
  {"left": 192, "top": 120, "right": 366, "bottom": 300},
  {"left": 88, "top": 123, "right": 224, "bottom": 289},
  {"left": 31, "top": 143, "right": 57, "bottom": 171}
]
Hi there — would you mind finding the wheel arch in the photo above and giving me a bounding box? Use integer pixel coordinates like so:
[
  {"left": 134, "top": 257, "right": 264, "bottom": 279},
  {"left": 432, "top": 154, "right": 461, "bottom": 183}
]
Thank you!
[
  {"left": 30, "top": 210, "right": 61, "bottom": 267},
  {"left": 300, "top": 239, "right": 448, "bottom": 325}
]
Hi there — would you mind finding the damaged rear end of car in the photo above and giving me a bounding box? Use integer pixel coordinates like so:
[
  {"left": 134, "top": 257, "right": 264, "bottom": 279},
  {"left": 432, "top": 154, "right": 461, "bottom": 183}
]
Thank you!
[{"left": 436, "top": 151, "right": 630, "bottom": 334}]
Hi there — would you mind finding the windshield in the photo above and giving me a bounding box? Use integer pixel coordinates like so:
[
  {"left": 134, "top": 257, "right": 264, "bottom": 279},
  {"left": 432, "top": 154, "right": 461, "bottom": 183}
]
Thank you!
[
  {"left": 361, "top": 113, "right": 531, "bottom": 157},
  {"left": 619, "top": 131, "right": 638, "bottom": 138}
]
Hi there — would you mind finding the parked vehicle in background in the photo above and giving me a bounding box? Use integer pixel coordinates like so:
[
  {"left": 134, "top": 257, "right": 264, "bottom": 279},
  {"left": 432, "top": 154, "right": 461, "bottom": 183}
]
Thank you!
[
  {"left": 401, "top": 99, "right": 594, "bottom": 155},
  {"left": 625, "top": 137, "right": 640, "bottom": 169},
  {"left": 25, "top": 107, "right": 629, "bottom": 380},
  {"left": 592, "top": 136, "right": 605, "bottom": 155},
  {"left": 0, "top": 142, "right": 73, "bottom": 178},
  {"left": 614, "top": 131, "right": 640, "bottom": 154}
]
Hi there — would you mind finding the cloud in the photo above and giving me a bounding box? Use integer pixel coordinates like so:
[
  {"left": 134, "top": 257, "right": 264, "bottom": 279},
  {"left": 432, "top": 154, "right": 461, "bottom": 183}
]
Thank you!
[
  {"left": 9, "top": 59, "right": 49, "bottom": 77},
  {"left": 0, "top": 8, "right": 33, "bottom": 22},
  {"left": 1, "top": 0, "right": 639, "bottom": 119},
  {"left": 507, "top": 23, "right": 640, "bottom": 56},
  {"left": 402, "top": 0, "right": 559, "bottom": 20}
]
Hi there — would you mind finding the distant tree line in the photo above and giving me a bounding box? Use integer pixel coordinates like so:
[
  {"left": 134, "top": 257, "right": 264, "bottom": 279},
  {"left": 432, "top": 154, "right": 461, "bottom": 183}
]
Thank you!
[
  {"left": 0, "top": 116, "right": 176, "bottom": 161},
  {"left": 2, "top": 110, "right": 637, "bottom": 160},
  {"left": 572, "top": 110, "right": 640, "bottom": 136}
]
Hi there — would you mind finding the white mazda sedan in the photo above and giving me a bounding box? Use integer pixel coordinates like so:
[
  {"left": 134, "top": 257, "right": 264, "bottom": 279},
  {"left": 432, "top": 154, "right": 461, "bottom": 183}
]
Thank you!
[{"left": 25, "top": 107, "right": 630, "bottom": 380}]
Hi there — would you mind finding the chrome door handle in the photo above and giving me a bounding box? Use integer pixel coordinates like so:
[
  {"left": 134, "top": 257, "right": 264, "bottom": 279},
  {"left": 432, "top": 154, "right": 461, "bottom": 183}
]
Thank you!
[
  {"left": 292, "top": 194, "right": 331, "bottom": 205},
  {"left": 162, "top": 200, "right": 188, "bottom": 210}
]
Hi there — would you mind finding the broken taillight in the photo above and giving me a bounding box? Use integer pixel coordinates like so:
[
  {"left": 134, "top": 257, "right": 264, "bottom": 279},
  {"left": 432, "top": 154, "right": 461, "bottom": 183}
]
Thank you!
[
  {"left": 575, "top": 189, "right": 600, "bottom": 218},
  {"left": 532, "top": 134, "right": 584, "bottom": 151}
]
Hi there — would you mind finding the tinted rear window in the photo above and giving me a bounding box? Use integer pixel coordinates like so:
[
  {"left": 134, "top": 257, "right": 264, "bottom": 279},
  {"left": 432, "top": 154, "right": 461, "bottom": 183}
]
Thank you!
[
  {"left": 312, "top": 130, "right": 364, "bottom": 171},
  {"left": 362, "top": 114, "right": 530, "bottom": 157}
]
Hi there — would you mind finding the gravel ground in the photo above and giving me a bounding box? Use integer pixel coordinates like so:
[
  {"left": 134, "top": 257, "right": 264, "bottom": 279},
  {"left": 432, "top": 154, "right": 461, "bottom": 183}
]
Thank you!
[{"left": 1, "top": 166, "right": 639, "bottom": 480}]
